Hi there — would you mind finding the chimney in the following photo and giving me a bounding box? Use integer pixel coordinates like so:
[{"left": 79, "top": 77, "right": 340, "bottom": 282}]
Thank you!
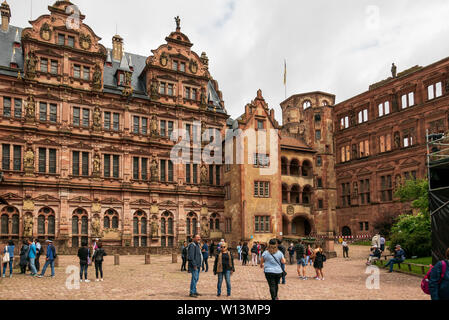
[
  {"left": 112, "top": 35, "right": 123, "bottom": 62},
  {"left": 1, "top": 0, "right": 11, "bottom": 32}
]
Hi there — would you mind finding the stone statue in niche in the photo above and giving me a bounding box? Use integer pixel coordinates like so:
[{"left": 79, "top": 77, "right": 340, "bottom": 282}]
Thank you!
[
  {"left": 23, "top": 214, "right": 33, "bottom": 237},
  {"left": 25, "top": 52, "right": 38, "bottom": 79},
  {"left": 151, "top": 216, "right": 159, "bottom": 238},
  {"left": 92, "top": 106, "right": 101, "bottom": 131},
  {"left": 150, "top": 158, "right": 159, "bottom": 182},
  {"left": 92, "top": 153, "right": 101, "bottom": 176},
  {"left": 24, "top": 148, "right": 35, "bottom": 174},
  {"left": 150, "top": 78, "right": 159, "bottom": 100},
  {"left": 200, "top": 88, "right": 207, "bottom": 108},
  {"left": 200, "top": 164, "right": 208, "bottom": 184},
  {"left": 25, "top": 95, "right": 35, "bottom": 120},
  {"left": 200, "top": 219, "right": 210, "bottom": 238},
  {"left": 394, "top": 132, "right": 401, "bottom": 149},
  {"left": 91, "top": 216, "right": 102, "bottom": 238},
  {"left": 150, "top": 115, "right": 158, "bottom": 136},
  {"left": 92, "top": 65, "right": 102, "bottom": 90},
  {"left": 353, "top": 182, "right": 359, "bottom": 197}
]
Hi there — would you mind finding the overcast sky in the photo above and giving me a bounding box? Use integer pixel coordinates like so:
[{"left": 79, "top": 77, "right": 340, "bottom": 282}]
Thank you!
[{"left": 9, "top": 0, "right": 449, "bottom": 120}]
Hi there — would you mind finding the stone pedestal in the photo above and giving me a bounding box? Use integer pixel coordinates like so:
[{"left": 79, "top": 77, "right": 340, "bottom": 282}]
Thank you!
[
  {"left": 145, "top": 253, "right": 151, "bottom": 264},
  {"left": 54, "top": 256, "right": 59, "bottom": 268},
  {"left": 172, "top": 253, "right": 177, "bottom": 263},
  {"left": 114, "top": 254, "right": 120, "bottom": 265}
]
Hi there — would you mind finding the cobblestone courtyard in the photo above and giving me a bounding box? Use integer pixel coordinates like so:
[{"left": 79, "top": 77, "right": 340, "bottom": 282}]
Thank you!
[{"left": 0, "top": 245, "right": 428, "bottom": 300}]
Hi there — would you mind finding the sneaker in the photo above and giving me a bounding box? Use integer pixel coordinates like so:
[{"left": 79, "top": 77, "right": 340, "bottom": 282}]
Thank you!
[
  {"left": 303, "top": 277, "right": 308, "bottom": 280},
  {"left": 315, "top": 277, "right": 320, "bottom": 280},
  {"left": 299, "top": 276, "right": 303, "bottom": 280},
  {"left": 80, "top": 279, "right": 83, "bottom": 282},
  {"left": 84, "top": 279, "right": 91, "bottom": 283},
  {"left": 95, "top": 279, "right": 100, "bottom": 282},
  {"left": 189, "top": 293, "right": 198, "bottom": 298},
  {"left": 100, "top": 279, "right": 104, "bottom": 282},
  {"left": 37, "top": 275, "right": 43, "bottom": 278},
  {"left": 2, "top": 275, "right": 5, "bottom": 278},
  {"left": 322, "top": 278, "right": 325, "bottom": 281},
  {"left": 51, "top": 276, "right": 55, "bottom": 278}
]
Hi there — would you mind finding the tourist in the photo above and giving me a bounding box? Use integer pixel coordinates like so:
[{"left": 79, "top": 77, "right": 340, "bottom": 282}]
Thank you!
[
  {"left": 371, "top": 233, "right": 381, "bottom": 248},
  {"left": 92, "top": 238, "right": 99, "bottom": 257},
  {"left": 295, "top": 241, "right": 307, "bottom": 280},
  {"left": 241, "top": 242, "right": 249, "bottom": 266},
  {"left": 260, "top": 239, "right": 286, "bottom": 300},
  {"left": 287, "top": 243, "right": 295, "bottom": 265},
  {"left": 181, "top": 241, "right": 188, "bottom": 271},
  {"left": 251, "top": 242, "right": 258, "bottom": 266},
  {"left": 429, "top": 248, "right": 449, "bottom": 300},
  {"left": 342, "top": 240, "right": 349, "bottom": 258},
  {"left": 306, "top": 244, "right": 313, "bottom": 267},
  {"left": 28, "top": 239, "right": 38, "bottom": 277},
  {"left": 380, "top": 235, "right": 386, "bottom": 252},
  {"left": 37, "top": 240, "right": 57, "bottom": 278},
  {"left": 34, "top": 238, "right": 42, "bottom": 273},
  {"left": 210, "top": 241, "right": 215, "bottom": 257},
  {"left": 213, "top": 242, "right": 235, "bottom": 297},
  {"left": 257, "top": 242, "right": 262, "bottom": 264},
  {"left": 201, "top": 240, "right": 209, "bottom": 272},
  {"left": 188, "top": 234, "right": 203, "bottom": 298},
  {"left": 366, "top": 245, "right": 381, "bottom": 265},
  {"left": 311, "top": 244, "right": 325, "bottom": 280},
  {"left": 19, "top": 240, "right": 29, "bottom": 274},
  {"left": 92, "top": 242, "right": 107, "bottom": 281},
  {"left": 77, "top": 241, "right": 91, "bottom": 282},
  {"left": 385, "top": 245, "right": 406, "bottom": 273},
  {"left": 2, "top": 240, "right": 14, "bottom": 278},
  {"left": 277, "top": 239, "right": 287, "bottom": 284},
  {"left": 237, "top": 242, "right": 242, "bottom": 261}
]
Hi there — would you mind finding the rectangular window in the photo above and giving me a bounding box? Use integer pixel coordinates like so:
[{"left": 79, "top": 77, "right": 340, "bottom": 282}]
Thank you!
[
  {"left": 14, "top": 98, "right": 22, "bottom": 118},
  {"left": 168, "top": 84, "right": 174, "bottom": 96},
  {"left": 180, "top": 62, "right": 185, "bottom": 72},
  {"left": 436, "top": 82, "right": 443, "bottom": 98},
  {"left": 49, "top": 149, "right": 56, "bottom": 174},
  {"left": 257, "top": 120, "right": 264, "bottom": 130},
  {"left": 186, "top": 164, "right": 191, "bottom": 183},
  {"left": 2, "top": 144, "right": 10, "bottom": 171},
  {"left": 318, "top": 199, "right": 324, "bottom": 209},
  {"left": 185, "top": 124, "right": 191, "bottom": 139},
  {"left": 160, "top": 160, "right": 166, "bottom": 182},
  {"left": 168, "top": 160, "right": 174, "bottom": 182},
  {"left": 255, "top": 216, "right": 270, "bottom": 233},
  {"left": 81, "top": 152, "right": 89, "bottom": 176},
  {"left": 104, "top": 112, "right": 111, "bottom": 130},
  {"left": 13, "top": 145, "right": 21, "bottom": 171},
  {"left": 68, "top": 36, "right": 75, "bottom": 47},
  {"left": 133, "top": 116, "right": 140, "bottom": 134},
  {"left": 38, "top": 148, "right": 46, "bottom": 173},
  {"left": 381, "top": 175, "right": 393, "bottom": 202},
  {"left": 168, "top": 121, "right": 174, "bottom": 137},
  {"left": 73, "top": 107, "right": 80, "bottom": 126},
  {"left": 358, "top": 109, "right": 368, "bottom": 123},
  {"left": 185, "top": 87, "right": 191, "bottom": 99},
  {"left": 159, "top": 82, "right": 166, "bottom": 95},
  {"left": 315, "top": 130, "right": 321, "bottom": 141},
  {"left": 209, "top": 165, "right": 214, "bottom": 185},
  {"left": 39, "top": 102, "right": 47, "bottom": 121},
  {"left": 142, "top": 117, "right": 148, "bottom": 135},
  {"left": 112, "top": 155, "right": 119, "bottom": 178},
  {"left": 74, "top": 65, "right": 81, "bottom": 78},
  {"left": 113, "top": 113, "right": 120, "bottom": 131},
  {"left": 72, "top": 151, "right": 80, "bottom": 176},
  {"left": 104, "top": 154, "right": 110, "bottom": 177},
  {"left": 172, "top": 60, "right": 178, "bottom": 71},
  {"left": 317, "top": 178, "right": 323, "bottom": 188},
  {"left": 83, "top": 67, "right": 90, "bottom": 81},
  {"left": 49, "top": 104, "right": 57, "bottom": 123},
  {"left": 254, "top": 181, "right": 270, "bottom": 197},
  {"left": 133, "top": 157, "right": 139, "bottom": 180},
  {"left": 58, "top": 34, "right": 65, "bottom": 45},
  {"left": 160, "top": 120, "right": 166, "bottom": 136},
  {"left": 82, "top": 109, "right": 89, "bottom": 127},
  {"left": 3, "top": 97, "right": 11, "bottom": 117},
  {"left": 402, "top": 92, "right": 415, "bottom": 109},
  {"left": 40, "top": 58, "right": 48, "bottom": 73},
  {"left": 193, "top": 164, "right": 198, "bottom": 184},
  {"left": 216, "top": 165, "right": 221, "bottom": 185},
  {"left": 192, "top": 89, "right": 197, "bottom": 101},
  {"left": 51, "top": 60, "right": 58, "bottom": 74},
  {"left": 141, "top": 158, "right": 148, "bottom": 180}
]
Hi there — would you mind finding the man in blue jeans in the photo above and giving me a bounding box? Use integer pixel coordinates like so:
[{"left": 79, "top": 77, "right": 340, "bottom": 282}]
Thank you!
[
  {"left": 38, "top": 240, "right": 57, "bottom": 278},
  {"left": 2, "top": 240, "right": 15, "bottom": 278},
  {"left": 188, "top": 234, "right": 203, "bottom": 297},
  {"left": 27, "top": 239, "right": 38, "bottom": 277},
  {"left": 385, "top": 245, "right": 406, "bottom": 272}
]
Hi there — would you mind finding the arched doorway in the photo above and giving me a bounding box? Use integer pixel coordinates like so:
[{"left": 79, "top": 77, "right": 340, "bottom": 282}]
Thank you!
[
  {"left": 282, "top": 216, "right": 289, "bottom": 236},
  {"left": 342, "top": 226, "right": 352, "bottom": 236},
  {"left": 292, "top": 216, "right": 311, "bottom": 236}
]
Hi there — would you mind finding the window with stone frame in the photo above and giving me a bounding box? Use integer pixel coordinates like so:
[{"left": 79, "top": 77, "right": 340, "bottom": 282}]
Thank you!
[
  {"left": 401, "top": 91, "right": 415, "bottom": 109},
  {"left": 358, "top": 108, "right": 369, "bottom": 124},
  {"left": 378, "top": 101, "right": 390, "bottom": 117},
  {"left": 403, "top": 170, "right": 417, "bottom": 181},
  {"left": 341, "top": 145, "right": 351, "bottom": 163},
  {"left": 380, "top": 175, "right": 393, "bottom": 202},
  {"left": 428, "top": 119, "right": 445, "bottom": 135},
  {"left": 379, "top": 134, "right": 392, "bottom": 153},
  {"left": 340, "top": 115, "right": 349, "bottom": 129},
  {"left": 341, "top": 182, "right": 351, "bottom": 207},
  {"left": 255, "top": 216, "right": 270, "bottom": 233},
  {"left": 359, "top": 140, "right": 370, "bottom": 158},
  {"left": 402, "top": 129, "right": 415, "bottom": 148},
  {"left": 359, "top": 179, "right": 371, "bottom": 205},
  {"left": 51, "top": 60, "right": 58, "bottom": 74},
  {"left": 427, "top": 82, "right": 443, "bottom": 100},
  {"left": 254, "top": 181, "right": 270, "bottom": 198},
  {"left": 40, "top": 58, "right": 48, "bottom": 73},
  {"left": 72, "top": 151, "right": 89, "bottom": 176},
  {"left": 2, "top": 97, "right": 11, "bottom": 117}
]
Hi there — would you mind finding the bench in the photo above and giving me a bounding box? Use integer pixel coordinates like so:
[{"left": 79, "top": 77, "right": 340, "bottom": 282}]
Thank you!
[{"left": 373, "top": 258, "right": 430, "bottom": 275}]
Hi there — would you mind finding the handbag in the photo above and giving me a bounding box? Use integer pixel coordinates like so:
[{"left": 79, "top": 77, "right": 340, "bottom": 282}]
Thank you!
[
  {"left": 2, "top": 246, "right": 10, "bottom": 263},
  {"left": 270, "top": 252, "right": 287, "bottom": 277},
  {"left": 87, "top": 248, "right": 92, "bottom": 265}
]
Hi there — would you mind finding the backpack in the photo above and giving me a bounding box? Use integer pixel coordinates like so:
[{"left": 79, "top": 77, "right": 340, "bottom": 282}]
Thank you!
[
  {"left": 421, "top": 260, "right": 447, "bottom": 295},
  {"left": 322, "top": 253, "right": 327, "bottom": 262}
]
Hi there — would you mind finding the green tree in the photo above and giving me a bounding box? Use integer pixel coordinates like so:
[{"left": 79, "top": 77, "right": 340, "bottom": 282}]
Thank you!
[{"left": 394, "top": 179, "right": 429, "bottom": 216}]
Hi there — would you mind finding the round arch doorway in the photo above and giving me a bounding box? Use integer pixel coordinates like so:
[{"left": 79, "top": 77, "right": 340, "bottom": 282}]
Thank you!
[
  {"left": 291, "top": 216, "right": 312, "bottom": 237},
  {"left": 342, "top": 226, "right": 352, "bottom": 237}
]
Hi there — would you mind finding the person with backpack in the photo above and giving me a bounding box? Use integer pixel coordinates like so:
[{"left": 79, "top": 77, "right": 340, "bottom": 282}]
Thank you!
[
  {"left": 77, "top": 241, "right": 91, "bottom": 282},
  {"left": 311, "top": 244, "right": 326, "bottom": 280},
  {"left": 385, "top": 245, "right": 406, "bottom": 273},
  {"left": 92, "top": 242, "right": 107, "bottom": 281},
  {"left": 19, "top": 240, "right": 29, "bottom": 274},
  {"left": 2, "top": 240, "right": 15, "bottom": 278},
  {"left": 251, "top": 242, "right": 258, "bottom": 266},
  {"left": 295, "top": 241, "right": 307, "bottom": 280},
  {"left": 428, "top": 248, "right": 449, "bottom": 300},
  {"left": 241, "top": 242, "right": 249, "bottom": 266},
  {"left": 260, "top": 239, "right": 286, "bottom": 300},
  {"left": 37, "top": 240, "right": 57, "bottom": 278}
]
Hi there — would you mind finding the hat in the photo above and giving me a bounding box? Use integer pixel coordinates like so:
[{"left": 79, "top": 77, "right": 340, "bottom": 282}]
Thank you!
[{"left": 46, "top": 239, "right": 53, "bottom": 243}]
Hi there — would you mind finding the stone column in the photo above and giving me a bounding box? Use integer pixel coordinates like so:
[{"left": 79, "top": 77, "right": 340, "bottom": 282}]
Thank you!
[
  {"left": 145, "top": 253, "right": 151, "bottom": 264},
  {"left": 114, "top": 254, "right": 120, "bottom": 265},
  {"left": 172, "top": 253, "right": 177, "bottom": 263}
]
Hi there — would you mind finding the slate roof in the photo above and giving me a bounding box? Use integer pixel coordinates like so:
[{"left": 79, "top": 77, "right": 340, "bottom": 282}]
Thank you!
[{"left": 0, "top": 24, "right": 226, "bottom": 114}]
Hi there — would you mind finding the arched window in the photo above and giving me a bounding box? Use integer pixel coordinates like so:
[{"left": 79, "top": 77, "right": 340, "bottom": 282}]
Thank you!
[
  {"left": 72, "top": 208, "right": 88, "bottom": 248},
  {"left": 72, "top": 216, "right": 79, "bottom": 234},
  {"left": 303, "top": 100, "right": 312, "bottom": 110},
  {"left": 291, "top": 185, "right": 300, "bottom": 204},
  {"left": 186, "top": 212, "right": 197, "bottom": 237},
  {"left": 302, "top": 185, "right": 312, "bottom": 205},
  {"left": 1, "top": 214, "right": 8, "bottom": 234},
  {"left": 133, "top": 217, "right": 138, "bottom": 234},
  {"left": 133, "top": 210, "right": 147, "bottom": 247},
  {"left": 48, "top": 215, "right": 55, "bottom": 235},
  {"left": 141, "top": 217, "right": 147, "bottom": 234},
  {"left": 104, "top": 209, "right": 119, "bottom": 229},
  {"left": 161, "top": 218, "right": 166, "bottom": 235},
  {"left": 167, "top": 218, "right": 173, "bottom": 235},
  {"left": 302, "top": 160, "right": 312, "bottom": 177},
  {"left": 210, "top": 213, "right": 220, "bottom": 231},
  {"left": 281, "top": 157, "right": 288, "bottom": 175},
  {"left": 290, "top": 159, "right": 300, "bottom": 176},
  {"left": 37, "top": 207, "right": 56, "bottom": 237},
  {"left": 38, "top": 215, "right": 45, "bottom": 234},
  {"left": 12, "top": 214, "right": 19, "bottom": 235},
  {"left": 1, "top": 206, "right": 20, "bottom": 235},
  {"left": 104, "top": 216, "right": 110, "bottom": 229},
  {"left": 112, "top": 216, "right": 119, "bottom": 229},
  {"left": 282, "top": 184, "right": 289, "bottom": 203},
  {"left": 161, "top": 211, "right": 174, "bottom": 248},
  {"left": 81, "top": 216, "right": 88, "bottom": 234}
]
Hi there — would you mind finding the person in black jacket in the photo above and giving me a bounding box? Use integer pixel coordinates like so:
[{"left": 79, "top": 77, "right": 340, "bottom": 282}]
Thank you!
[
  {"left": 187, "top": 234, "right": 203, "bottom": 297},
  {"left": 19, "top": 240, "right": 29, "bottom": 274},
  {"left": 241, "top": 242, "right": 249, "bottom": 266},
  {"left": 92, "top": 242, "right": 107, "bottom": 282},
  {"left": 181, "top": 241, "right": 188, "bottom": 271},
  {"left": 429, "top": 248, "right": 449, "bottom": 300},
  {"left": 77, "top": 241, "right": 91, "bottom": 283}
]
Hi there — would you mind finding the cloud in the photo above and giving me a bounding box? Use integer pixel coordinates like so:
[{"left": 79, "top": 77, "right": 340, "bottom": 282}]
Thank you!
[{"left": 9, "top": 0, "right": 449, "bottom": 121}]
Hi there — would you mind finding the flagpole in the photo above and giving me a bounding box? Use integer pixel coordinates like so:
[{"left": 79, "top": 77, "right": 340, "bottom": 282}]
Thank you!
[{"left": 284, "top": 59, "right": 287, "bottom": 100}]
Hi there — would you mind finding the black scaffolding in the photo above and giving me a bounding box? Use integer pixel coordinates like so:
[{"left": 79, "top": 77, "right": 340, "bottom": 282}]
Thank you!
[{"left": 427, "top": 130, "right": 449, "bottom": 264}]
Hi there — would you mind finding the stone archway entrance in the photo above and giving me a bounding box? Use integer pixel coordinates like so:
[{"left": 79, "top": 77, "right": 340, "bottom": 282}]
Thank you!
[
  {"left": 342, "top": 226, "right": 352, "bottom": 236},
  {"left": 291, "top": 216, "right": 312, "bottom": 237}
]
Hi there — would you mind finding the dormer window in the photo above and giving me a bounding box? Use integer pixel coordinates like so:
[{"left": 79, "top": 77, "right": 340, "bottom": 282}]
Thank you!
[
  {"left": 68, "top": 36, "right": 75, "bottom": 48},
  {"left": 256, "top": 119, "right": 265, "bottom": 130},
  {"left": 172, "top": 60, "right": 178, "bottom": 71},
  {"left": 118, "top": 72, "right": 124, "bottom": 86},
  {"left": 303, "top": 100, "right": 312, "bottom": 110}
]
